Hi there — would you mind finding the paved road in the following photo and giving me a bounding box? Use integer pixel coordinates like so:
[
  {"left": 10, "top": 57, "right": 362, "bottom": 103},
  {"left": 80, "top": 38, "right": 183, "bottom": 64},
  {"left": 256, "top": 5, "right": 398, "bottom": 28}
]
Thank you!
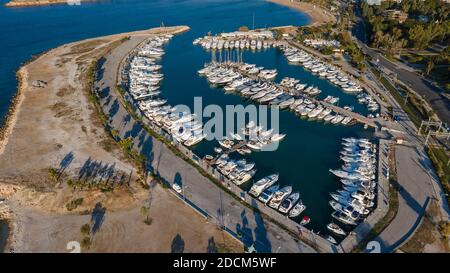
[
  {"left": 373, "top": 145, "right": 433, "bottom": 252},
  {"left": 352, "top": 9, "right": 450, "bottom": 125},
  {"left": 95, "top": 35, "right": 316, "bottom": 253},
  {"left": 351, "top": 8, "right": 450, "bottom": 252}
]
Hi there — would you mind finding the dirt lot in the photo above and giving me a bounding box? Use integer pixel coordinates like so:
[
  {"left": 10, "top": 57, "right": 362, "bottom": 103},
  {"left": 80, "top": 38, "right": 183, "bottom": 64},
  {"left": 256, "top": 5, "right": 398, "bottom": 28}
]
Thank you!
[
  {"left": 0, "top": 26, "right": 241, "bottom": 253},
  {"left": 2, "top": 182, "right": 241, "bottom": 253}
]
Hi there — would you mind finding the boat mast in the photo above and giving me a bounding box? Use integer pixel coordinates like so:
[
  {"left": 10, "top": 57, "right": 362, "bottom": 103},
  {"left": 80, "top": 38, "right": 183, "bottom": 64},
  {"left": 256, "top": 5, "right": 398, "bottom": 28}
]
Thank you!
[{"left": 252, "top": 13, "right": 255, "bottom": 30}]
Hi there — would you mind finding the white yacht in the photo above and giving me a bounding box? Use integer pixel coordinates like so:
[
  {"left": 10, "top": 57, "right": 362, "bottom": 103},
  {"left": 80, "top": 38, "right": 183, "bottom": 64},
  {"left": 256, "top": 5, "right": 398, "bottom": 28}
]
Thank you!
[
  {"left": 258, "top": 184, "right": 280, "bottom": 204},
  {"left": 279, "top": 192, "right": 300, "bottom": 214},
  {"left": 248, "top": 174, "right": 279, "bottom": 197},
  {"left": 327, "top": 223, "right": 346, "bottom": 236},
  {"left": 331, "top": 211, "right": 356, "bottom": 225},
  {"left": 288, "top": 201, "right": 306, "bottom": 218},
  {"left": 268, "top": 186, "right": 292, "bottom": 209}
]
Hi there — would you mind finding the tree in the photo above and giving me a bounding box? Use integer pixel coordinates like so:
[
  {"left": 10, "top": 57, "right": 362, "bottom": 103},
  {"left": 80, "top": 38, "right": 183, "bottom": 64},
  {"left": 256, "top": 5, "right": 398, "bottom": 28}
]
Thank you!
[
  {"left": 401, "top": 0, "right": 411, "bottom": 13},
  {"left": 81, "top": 236, "right": 91, "bottom": 249},
  {"left": 426, "top": 57, "right": 435, "bottom": 75},
  {"left": 80, "top": 224, "right": 91, "bottom": 236},
  {"left": 118, "top": 137, "right": 133, "bottom": 151},
  {"left": 439, "top": 222, "right": 450, "bottom": 238}
]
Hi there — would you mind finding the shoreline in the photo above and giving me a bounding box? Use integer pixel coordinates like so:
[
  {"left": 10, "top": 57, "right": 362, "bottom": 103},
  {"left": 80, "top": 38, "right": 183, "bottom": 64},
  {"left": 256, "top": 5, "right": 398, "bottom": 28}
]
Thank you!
[
  {"left": 4, "top": 0, "right": 94, "bottom": 7},
  {"left": 0, "top": 69, "right": 27, "bottom": 157},
  {"left": 0, "top": 25, "right": 189, "bottom": 157},
  {"left": 268, "top": 0, "right": 336, "bottom": 26}
]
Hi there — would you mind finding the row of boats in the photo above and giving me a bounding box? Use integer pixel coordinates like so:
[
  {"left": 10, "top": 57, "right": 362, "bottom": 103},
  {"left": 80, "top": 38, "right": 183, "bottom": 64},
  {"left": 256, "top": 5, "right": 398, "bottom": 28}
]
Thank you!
[
  {"left": 193, "top": 36, "right": 277, "bottom": 51},
  {"left": 127, "top": 35, "right": 207, "bottom": 148},
  {"left": 211, "top": 155, "right": 308, "bottom": 221},
  {"left": 250, "top": 174, "right": 308, "bottom": 220},
  {"left": 198, "top": 63, "right": 357, "bottom": 126},
  {"left": 325, "top": 138, "right": 378, "bottom": 243},
  {"left": 278, "top": 45, "right": 380, "bottom": 113},
  {"left": 216, "top": 121, "right": 286, "bottom": 153}
]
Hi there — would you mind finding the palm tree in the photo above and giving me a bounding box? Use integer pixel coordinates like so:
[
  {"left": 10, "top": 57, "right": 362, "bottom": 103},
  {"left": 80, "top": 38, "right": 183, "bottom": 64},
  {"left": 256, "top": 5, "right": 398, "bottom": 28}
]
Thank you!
[{"left": 426, "top": 57, "right": 435, "bottom": 76}]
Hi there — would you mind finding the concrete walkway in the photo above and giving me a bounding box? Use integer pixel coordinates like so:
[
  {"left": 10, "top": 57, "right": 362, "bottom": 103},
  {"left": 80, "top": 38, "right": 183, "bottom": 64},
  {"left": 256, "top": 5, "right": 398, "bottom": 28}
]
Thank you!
[{"left": 94, "top": 35, "right": 316, "bottom": 253}]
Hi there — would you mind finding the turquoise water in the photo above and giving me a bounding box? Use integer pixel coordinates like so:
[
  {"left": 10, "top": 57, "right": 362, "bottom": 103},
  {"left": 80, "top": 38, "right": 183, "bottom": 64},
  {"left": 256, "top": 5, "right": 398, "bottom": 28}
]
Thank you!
[{"left": 0, "top": 0, "right": 372, "bottom": 234}]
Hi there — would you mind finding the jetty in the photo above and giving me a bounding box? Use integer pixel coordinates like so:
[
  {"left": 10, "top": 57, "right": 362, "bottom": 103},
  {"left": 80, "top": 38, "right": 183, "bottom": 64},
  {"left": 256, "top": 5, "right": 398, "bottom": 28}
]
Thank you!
[{"left": 217, "top": 62, "right": 381, "bottom": 129}]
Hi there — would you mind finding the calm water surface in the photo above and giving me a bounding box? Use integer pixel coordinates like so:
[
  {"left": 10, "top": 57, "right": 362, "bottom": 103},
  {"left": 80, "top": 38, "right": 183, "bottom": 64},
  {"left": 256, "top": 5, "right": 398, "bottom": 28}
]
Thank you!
[{"left": 0, "top": 0, "right": 372, "bottom": 234}]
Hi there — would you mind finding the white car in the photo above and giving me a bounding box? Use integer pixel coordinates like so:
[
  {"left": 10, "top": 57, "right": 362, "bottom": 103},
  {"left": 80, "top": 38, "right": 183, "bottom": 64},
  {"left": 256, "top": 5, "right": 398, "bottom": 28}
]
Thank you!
[{"left": 172, "top": 183, "right": 182, "bottom": 194}]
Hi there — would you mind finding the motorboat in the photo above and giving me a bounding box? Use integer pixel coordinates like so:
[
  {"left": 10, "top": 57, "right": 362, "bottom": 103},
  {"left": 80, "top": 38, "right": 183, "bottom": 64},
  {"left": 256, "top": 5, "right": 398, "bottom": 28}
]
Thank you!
[
  {"left": 249, "top": 174, "right": 279, "bottom": 197},
  {"left": 300, "top": 216, "right": 311, "bottom": 225},
  {"left": 278, "top": 192, "right": 300, "bottom": 214},
  {"left": 331, "top": 211, "right": 356, "bottom": 225},
  {"left": 258, "top": 184, "right": 280, "bottom": 204},
  {"left": 268, "top": 186, "right": 292, "bottom": 209},
  {"left": 288, "top": 201, "right": 306, "bottom": 218},
  {"left": 327, "top": 223, "right": 346, "bottom": 236}
]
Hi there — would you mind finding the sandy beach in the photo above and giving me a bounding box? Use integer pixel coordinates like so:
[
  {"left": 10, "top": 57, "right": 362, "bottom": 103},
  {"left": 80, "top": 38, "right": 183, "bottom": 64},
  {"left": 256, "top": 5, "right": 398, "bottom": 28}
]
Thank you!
[
  {"left": 5, "top": 0, "right": 93, "bottom": 7},
  {"left": 268, "top": 0, "right": 336, "bottom": 26}
]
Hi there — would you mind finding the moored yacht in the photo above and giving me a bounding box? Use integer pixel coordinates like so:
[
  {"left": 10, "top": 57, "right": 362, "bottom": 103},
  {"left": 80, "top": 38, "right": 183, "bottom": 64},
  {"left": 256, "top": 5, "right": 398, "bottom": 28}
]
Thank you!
[
  {"left": 327, "top": 223, "right": 346, "bottom": 236},
  {"left": 248, "top": 174, "right": 279, "bottom": 197},
  {"left": 288, "top": 201, "right": 306, "bottom": 218},
  {"left": 278, "top": 192, "right": 299, "bottom": 214},
  {"left": 268, "top": 186, "right": 292, "bottom": 209}
]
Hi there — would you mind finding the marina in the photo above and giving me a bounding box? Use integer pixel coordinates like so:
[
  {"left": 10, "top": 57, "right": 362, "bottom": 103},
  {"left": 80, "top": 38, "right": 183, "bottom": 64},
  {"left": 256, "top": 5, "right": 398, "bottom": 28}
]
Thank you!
[
  {"left": 119, "top": 28, "right": 377, "bottom": 235},
  {"left": 1, "top": 0, "right": 378, "bottom": 246},
  {"left": 187, "top": 35, "right": 376, "bottom": 234}
]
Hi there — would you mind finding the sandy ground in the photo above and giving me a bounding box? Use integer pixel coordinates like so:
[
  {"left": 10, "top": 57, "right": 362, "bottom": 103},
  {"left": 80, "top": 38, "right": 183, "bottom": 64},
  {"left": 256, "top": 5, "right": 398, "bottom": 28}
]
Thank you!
[
  {"left": 0, "top": 25, "right": 241, "bottom": 253},
  {"left": 1, "top": 182, "right": 241, "bottom": 253},
  {"left": 268, "top": 0, "right": 336, "bottom": 26}
]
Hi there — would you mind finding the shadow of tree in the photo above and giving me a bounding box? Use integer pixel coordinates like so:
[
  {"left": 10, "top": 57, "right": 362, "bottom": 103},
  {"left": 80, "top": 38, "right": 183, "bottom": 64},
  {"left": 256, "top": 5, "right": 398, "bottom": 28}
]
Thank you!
[
  {"left": 58, "top": 151, "right": 74, "bottom": 178},
  {"left": 236, "top": 209, "right": 254, "bottom": 251},
  {"left": 171, "top": 234, "right": 185, "bottom": 253},
  {"left": 78, "top": 157, "right": 118, "bottom": 184},
  {"left": 251, "top": 199, "right": 272, "bottom": 253},
  {"left": 207, "top": 237, "right": 218, "bottom": 253},
  {"left": 91, "top": 202, "right": 106, "bottom": 235},
  {"left": 108, "top": 99, "right": 120, "bottom": 120}
]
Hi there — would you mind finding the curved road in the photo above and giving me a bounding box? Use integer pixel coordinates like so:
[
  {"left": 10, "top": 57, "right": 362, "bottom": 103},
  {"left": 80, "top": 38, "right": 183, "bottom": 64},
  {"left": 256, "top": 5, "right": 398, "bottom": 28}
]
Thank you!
[{"left": 352, "top": 8, "right": 450, "bottom": 125}]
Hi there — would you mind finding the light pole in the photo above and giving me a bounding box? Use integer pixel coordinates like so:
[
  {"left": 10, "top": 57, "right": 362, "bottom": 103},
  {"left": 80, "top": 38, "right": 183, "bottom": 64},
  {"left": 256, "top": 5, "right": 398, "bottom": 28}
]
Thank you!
[{"left": 275, "top": 246, "right": 281, "bottom": 253}]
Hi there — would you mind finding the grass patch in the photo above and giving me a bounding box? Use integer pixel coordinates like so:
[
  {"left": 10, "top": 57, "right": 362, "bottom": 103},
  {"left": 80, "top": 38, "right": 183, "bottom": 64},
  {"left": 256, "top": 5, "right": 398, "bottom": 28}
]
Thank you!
[
  {"left": 400, "top": 214, "right": 436, "bottom": 253},
  {"left": 425, "top": 147, "right": 450, "bottom": 206},
  {"left": 66, "top": 198, "right": 84, "bottom": 211}
]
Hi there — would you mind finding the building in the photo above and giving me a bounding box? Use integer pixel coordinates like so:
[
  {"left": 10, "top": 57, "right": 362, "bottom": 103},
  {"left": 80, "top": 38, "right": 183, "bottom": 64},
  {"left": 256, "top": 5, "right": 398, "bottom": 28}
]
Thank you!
[
  {"left": 382, "top": 9, "right": 408, "bottom": 23},
  {"left": 364, "top": 0, "right": 402, "bottom": 5}
]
